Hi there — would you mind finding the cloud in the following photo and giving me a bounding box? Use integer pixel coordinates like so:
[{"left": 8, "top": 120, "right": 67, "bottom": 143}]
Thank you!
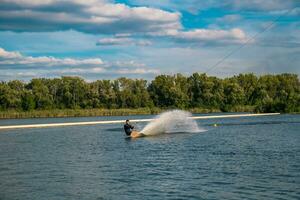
[
  {"left": 216, "top": 14, "right": 242, "bottom": 23},
  {"left": 165, "top": 28, "right": 248, "bottom": 45},
  {"left": 96, "top": 28, "right": 249, "bottom": 46},
  {"left": 59, "top": 67, "right": 105, "bottom": 74},
  {"left": 270, "top": 7, "right": 300, "bottom": 16},
  {"left": 0, "top": 47, "right": 22, "bottom": 59},
  {"left": 105, "top": 60, "right": 147, "bottom": 68},
  {"left": 96, "top": 37, "right": 151, "bottom": 46},
  {"left": 125, "top": 0, "right": 300, "bottom": 14},
  {"left": 228, "top": 0, "right": 298, "bottom": 12},
  {"left": 254, "top": 25, "right": 300, "bottom": 48},
  {"left": 103, "top": 60, "right": 160, "bottom": 75},
  {"left": 0, "top": 47, "right": 159, "bottom": 80},
  {"left": 116, "top": 68, "right": 160, "bottom": 74},
  {"left": 0, "top": 0, "right": 251, "bottom": 46},
  {"left": 0, "top": 0, "right": 181, "bottom": 35},
  {"left": 0, "top": 47, "right": 103, "bottom": 68}
]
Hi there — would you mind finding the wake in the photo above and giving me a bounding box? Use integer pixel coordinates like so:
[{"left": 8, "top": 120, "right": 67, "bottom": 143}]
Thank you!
[{"left": 141, "top": 110, "right": 206, "bottom": 136}]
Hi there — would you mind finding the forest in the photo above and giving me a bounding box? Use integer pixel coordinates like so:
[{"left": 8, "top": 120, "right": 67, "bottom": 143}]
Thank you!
[{"left": 0, "top": 73, "right": 299, "bottom": 116}]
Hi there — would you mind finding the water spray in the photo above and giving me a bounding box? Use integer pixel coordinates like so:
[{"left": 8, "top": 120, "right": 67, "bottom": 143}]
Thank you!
[{"left": 141, "top": 110, "right": 206, "bottom": 136}]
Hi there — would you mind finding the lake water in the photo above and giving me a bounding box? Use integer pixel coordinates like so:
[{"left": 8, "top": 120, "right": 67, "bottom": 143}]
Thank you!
[{"left": 0, "top": 114, "right": 299, "bottom": 200}]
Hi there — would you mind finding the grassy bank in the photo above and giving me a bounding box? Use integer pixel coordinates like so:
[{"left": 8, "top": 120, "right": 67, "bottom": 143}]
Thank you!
[{"left": 0, "top": 107, "right": 225, "bottom": 119}]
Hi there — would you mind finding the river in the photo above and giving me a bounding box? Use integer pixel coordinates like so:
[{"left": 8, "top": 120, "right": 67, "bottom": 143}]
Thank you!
[{"left": 0, "top": 113, "right": 299, "bottom": 199}]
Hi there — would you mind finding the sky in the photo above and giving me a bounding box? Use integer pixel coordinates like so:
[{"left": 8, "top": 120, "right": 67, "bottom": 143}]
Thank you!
[{"left": 0, "top": 0, "right": 299, "bottom": 81}]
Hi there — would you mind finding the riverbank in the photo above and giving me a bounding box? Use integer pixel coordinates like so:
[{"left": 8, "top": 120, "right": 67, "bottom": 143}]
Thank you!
[
  {"left": 0, "top": 105, "right": 266, "bottom": 119},
  {"left": 0, "top": 113, "right": 280, "bottom": 130},
  {"left": 0, "top": 107, "right": 227, "bottom": 119}
]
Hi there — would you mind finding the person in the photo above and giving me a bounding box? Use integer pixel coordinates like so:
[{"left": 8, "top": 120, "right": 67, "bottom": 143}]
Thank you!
[{"left": 124, "top": 119, "right": 134, "bottom": 136}]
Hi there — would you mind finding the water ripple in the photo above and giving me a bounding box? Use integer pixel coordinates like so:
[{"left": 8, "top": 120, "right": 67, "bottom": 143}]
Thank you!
[{"left": 0, "top": 114, "right": 299, "bottom": 199}]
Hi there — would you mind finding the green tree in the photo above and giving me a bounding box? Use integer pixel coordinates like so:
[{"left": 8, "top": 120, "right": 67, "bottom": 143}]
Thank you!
[
  {"left": 233, "top": 73, "right": 258, "bottom": 105},
  {"left": 0, "top": 81, "right": 23, "bottom": 110},
  {"left": 148, "top": 74, "right": 188, "bottom": 108},
  {"left": 187, "top": 73, "right": 224, "bottom": 108},
  {"left": 27, "top": 79, "right": 53, "bottom": 109},
  {"left": 223, "top": 79, "right": 245, "bottom": 111},
  {"left": 21, "top": 91, "right": 35, "bottom": 111},
  {"left": 115, "top": 78, "right": 152, "bottom": 108},
  {"left": 0, "top": 73, "right": 298, "bottom": 113},
  {"left": 59, "top": 77, "right": 88, "bottom": 109}
]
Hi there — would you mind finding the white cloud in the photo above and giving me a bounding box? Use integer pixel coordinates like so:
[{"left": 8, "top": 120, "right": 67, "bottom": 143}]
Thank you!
[
  {"left": 59, "top": 67, "right": 105, "bottom": 74},
  {"left": 230, "top": 0, "right": 297, "bottom": 12},
  {"left": 216, "top": 14, "right": 242, "bottom": 23},
  {"left": 106, "top": 60, "right": 147, "bottom": 68},
  {"left": 116, "top": 68, "right": 160, "bottom": 75},
  {"left": 96, "top": 37, "right": 151, "bottom": 46},
  {"left": 125, "top": 0, "right": 300, "bottom": 15},
  {"left": 0, "top": 0, "right": 181, "bottom": 35},
  {"left": 96, "top": 27, "right": 249, "bottom": 46},
  {"left": 270, "top": 7, "right": 300, "bottom": 16},
  {"left": 0, "top": 47, "right": 160, "bottom": 80},
  {"left": 165, "top": 28, "right": 248, "bottom": 44},
  {"left": 0, "top": 48, "right": 22, "bottom": 59},
  {"left": 0, "top": 0, "right": 253, "bottom": 46},
  {"left": 0, "top": 48, "right": 103, "bottom": 66}
]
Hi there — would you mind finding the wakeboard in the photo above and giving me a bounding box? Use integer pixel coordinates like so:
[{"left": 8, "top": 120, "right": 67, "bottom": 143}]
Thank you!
[{"left": 127, "top": 130, "right": 145, "bottom": 138}]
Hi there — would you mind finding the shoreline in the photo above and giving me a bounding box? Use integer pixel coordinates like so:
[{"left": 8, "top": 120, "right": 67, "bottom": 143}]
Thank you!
[
  {"left": 1, "top": 106, "right": 298, "bottom": 120},
  {"left": 0, "top": 107, "right": 266, "bottom": 120},
  {"left": 0, "top": 107, "right": 222, "bottom": 120},
  {"left": 0, "top": 113, "right": 281, "bottom": 130}
]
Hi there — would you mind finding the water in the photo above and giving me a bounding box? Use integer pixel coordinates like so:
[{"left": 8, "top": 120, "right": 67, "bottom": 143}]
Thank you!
[
  {"left": 0, "top": 114, "right": 299, "bottom": 200},
  {"left": 142, "top": 110, "right": 205, "bottom": 135}
]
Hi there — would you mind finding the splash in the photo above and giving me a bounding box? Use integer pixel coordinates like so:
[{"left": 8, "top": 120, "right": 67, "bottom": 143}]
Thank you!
[{"left": 141, "top": 110, "right": 205, "bottom": 136}]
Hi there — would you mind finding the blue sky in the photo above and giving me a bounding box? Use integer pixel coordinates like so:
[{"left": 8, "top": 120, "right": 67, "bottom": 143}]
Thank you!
[{"left": 0, "top": 0, "right": 299, "bottom": 81}]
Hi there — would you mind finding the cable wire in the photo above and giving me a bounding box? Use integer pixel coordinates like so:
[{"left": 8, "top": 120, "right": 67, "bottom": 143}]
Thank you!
[{"left": 205, "top": 8, "right": 295, "bottom": 74}]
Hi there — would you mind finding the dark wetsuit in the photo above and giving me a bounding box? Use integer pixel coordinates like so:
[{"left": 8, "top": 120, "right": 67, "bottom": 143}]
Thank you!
[{"left": 124, "top": 123, "right": 134, "bottom": 136}]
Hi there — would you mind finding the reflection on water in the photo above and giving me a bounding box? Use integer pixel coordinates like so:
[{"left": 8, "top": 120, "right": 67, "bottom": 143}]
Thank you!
[{"left": 0, "top": 114, "right": 299, "bottom": 200}]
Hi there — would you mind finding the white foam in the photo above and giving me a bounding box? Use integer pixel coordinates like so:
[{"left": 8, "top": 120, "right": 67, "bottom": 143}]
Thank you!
[{"left": 141, "top": 110, "right": 205, "bottom": 135}]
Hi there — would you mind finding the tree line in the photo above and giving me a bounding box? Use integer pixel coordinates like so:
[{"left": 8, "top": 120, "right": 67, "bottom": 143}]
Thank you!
[{"left": 0, "top": 73, "right": 299, "bottom": 113}]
